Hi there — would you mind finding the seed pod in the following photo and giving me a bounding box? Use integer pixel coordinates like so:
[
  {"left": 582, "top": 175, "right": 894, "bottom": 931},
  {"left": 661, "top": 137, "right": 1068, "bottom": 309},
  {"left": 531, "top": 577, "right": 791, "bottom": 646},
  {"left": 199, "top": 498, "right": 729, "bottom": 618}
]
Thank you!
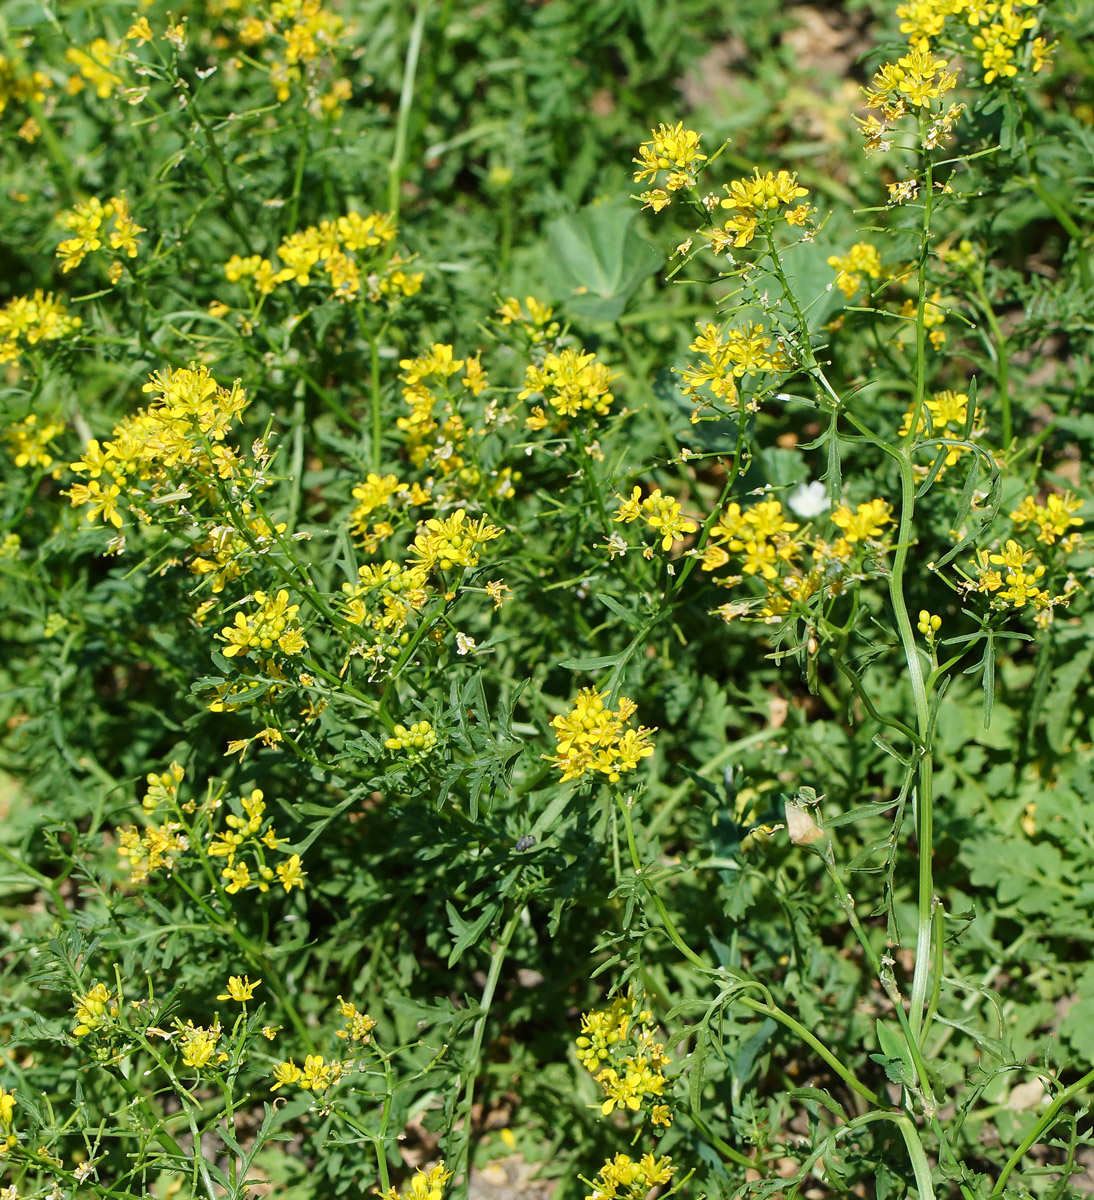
[{"left": 784, "top": 800, "right": 825, "bottom": 846}]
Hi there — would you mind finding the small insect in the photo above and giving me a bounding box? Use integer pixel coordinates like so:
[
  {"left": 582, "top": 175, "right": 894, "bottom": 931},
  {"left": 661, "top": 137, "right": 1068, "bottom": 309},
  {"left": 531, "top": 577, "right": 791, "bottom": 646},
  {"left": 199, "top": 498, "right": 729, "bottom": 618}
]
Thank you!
[{"left": 515, "top": 834, "right": 536, "bottom": 852}]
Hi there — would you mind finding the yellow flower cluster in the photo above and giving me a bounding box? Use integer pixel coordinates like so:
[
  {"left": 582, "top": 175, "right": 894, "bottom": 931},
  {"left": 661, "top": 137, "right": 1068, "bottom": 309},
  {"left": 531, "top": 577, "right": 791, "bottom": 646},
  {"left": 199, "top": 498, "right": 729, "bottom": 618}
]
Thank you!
[
  {"left": 116, "top": 819, "right": 189, "bottom": 884},
  {"left": 56, "top": 195, "right": 144, "bottom": 275},
  {"left": 334, "top": 996, "right": 376, "bottom": 1043},
  {"left": 0, "top": 290, "right": 82, "bottom": 366},
  {"left": 613, "top": 486, "right": 697, "bottom": 556},
  {"left": 398, "top": 343, "right": 487, "bottom": 478},
  {"left": 858, "top": 42, "right": 969, "bottom": 156},
  {"left": 117, "top": 766, "right": 305, "bottom": 895},
  {"left": 858, "top": 46, "right": 963, "bottom": 153},
  {"left": 576, "top": 997, "right": 673, "bottom": 1124},
  {"left": 207, "top": 787, "right": 306, "bottom": 895},
  {"left": 828, "top": 243, "right": 884, "bottom": 299},
  {"left": 380, "top": 1162, "right": 452, "bottom": 1200},
  {"left": 865, "top": 47, "right": 959, "bottom": 117},
  {"left": 271, "top": 1052, "right": 345, "bottom": 1093},
  {"left": 65, "top": 38, "right": 122, "bottom": 99},
  {"left": 220, "top": 589, "right": 308, "bottom": 660},
  {"left": 897, "top": 0, "right": 1047, "bottom": 82},
  {"left": 899, "top": 291, "right": 950, "bottom": 349},
  {"left": 496, "top": 295, "right": 560, "bottom": 344},
  {"left": 349, "top": 473, "right": 421, "bottom": 550},
  {"left": 341, "top": 560, "right": 430, "bottom": 643},
  {"left": 971, "top": 5, "right": 1037, "bottom": 80},
  {"left": 918, "top": 609, "right": 942, "bottom": 641},
  {"left": 1010, "top": 492, "right": 1084, "bottom": 548},
  {"left": 519, "top": 347, "right": 616, "bottom": 423},
  {"left": 899, "top": 390, "right": 977, "bottom": 470},
  {"left": 678, "top": 321, "right": 791, "bottom": 414},
  {"left": 385, "top": 721, "right": 438, "bottom": 759},
  {"left": 0, "top": 1086, "right": 15, "bottom": 1154},
  {"left": 225, "top": 211, "right": 420, "bottom": 303},
  {"left": 409, "top": 509, "right": 503, "bottom": 574},
  {"left": 178, "top": 1020, "right": 225, "bottom": 1069},
  {"left": 632, "top": 120, "right": 707, "bottom": 212},
  {"left": 548, "top": 689, "right": 656, "bottom": 784},
  {"left": 117, "top": 764, "right": 190, "bottom": 884},
  {"left": 584, "top": 1153, "right": 674, "bottom": 1200},
  {"left": 968, "top": 496, "right": 1084, "bottom": 623},
  {"left": 701, "top": 496, "right": 893, "bottom": 622},
  {"left": 230, "top": 0, "right": 349, "bottom": 102},
  {"left": 72, "top": 983, "right": 119, "bottom": 1038},
  {"left": 832, "top": 499, "right": 894, "bottom": 542},
  {"left": 0, "top": 53, "right": 51, "bottom": 118},
  {"left": 975, "top": 539, "right": 1051, "bottom": 610},
  {"left": 68, "top": 365, "right": 250, "bottom": 529},
  {"left": 192, "top": 510, "right": 287, "bottom": 594},
  {"left": 5, "top": 414, "right": 64, "bottom": 471},
  {"left": 702, "top": 499, "right": 801, "bottom": 580},
  {"left": 710, "top": 168, "right": 811, "bottom": 250}
]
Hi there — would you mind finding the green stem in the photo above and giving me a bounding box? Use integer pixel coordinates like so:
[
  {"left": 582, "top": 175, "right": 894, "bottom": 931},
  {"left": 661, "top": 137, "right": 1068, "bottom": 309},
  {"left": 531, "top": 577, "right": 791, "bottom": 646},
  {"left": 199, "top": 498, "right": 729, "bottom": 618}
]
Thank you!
[
  {"left": 368, "top": 328, "right": 387, "bottom": 473},
  {"left": 613, "top": 796, "right": 881, "bottom": 1109},
  {"left": 187, "top": 93, "right": 256, "bottom": 256},
  {"left": 972, "top": 271, "right": 1011, "bottom": 448},
  {"left": 898, "top": 161, "right": 939, "bottom": 1047},
  {"left": 989, "top": 1066, "right": 1094, "bottom": 1198},
  {"left": 452, "top": 906, "right": 523, "bottom": 1200},
  {"left": 822, "top": 852, "right": 936, "bottom": 1114},
  {"left": 171, "top": 873, "right": 316, "bottom": 1054},
  {"left": 287, "top": 104, "right": 310, "bottom": 234},
  {"left": 894, "top": 1114, "right": 937, "bottom": 1200},
  {"left": 389, "top": 2, "right": 430, "bottom": 219}
]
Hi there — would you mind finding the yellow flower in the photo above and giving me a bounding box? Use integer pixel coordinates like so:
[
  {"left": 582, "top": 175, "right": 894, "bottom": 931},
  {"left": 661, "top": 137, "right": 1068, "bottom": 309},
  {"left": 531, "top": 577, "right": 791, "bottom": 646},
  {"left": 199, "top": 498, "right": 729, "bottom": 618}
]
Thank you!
[
  {"left": 549, "top": 690, "right": 655, "bottom": 784},
  {"left": 126, "top": 17, "right": 154, "bottom": 42},
  {"left": 633, "top": 121, "right": 707, "bottom": 192},
  {"left": 827, "top": 243, "right": 883, "bottom": 299},
  {"left": 271, "top": 1058, "right": 302, "bottom": 1090},
  {"left": 485, "top": 580, "right": 510, "bottom": 610},
  {"left": 217, "top": 975, "right": 261, "bottom": 1002},
  {"left": 6, "top": 414, "right": 65, "bottom": 469},
  {"left": 831, "top": 499, "right": 893, "bottom": 543},
  {"left": 178, "top": 1021, "right": 221, "bottom": 1069},
  {"left": 73, "top": 983, "right": 118, "bottom": 1038},
  {"left": 519, "top": 347, "right": 616, "bottom": 419},
  {"left": 220, "top": 590, "right": 308, "bottom": 659},
  {"left": 276, "top": 854, "right": 306, "bottom": 892},
  {"left": 381, "top": 1162, "right": 453, "bottom": 1200},
  {"left": 584, "top": 1153, "right": 674, "bottom": 1200}
]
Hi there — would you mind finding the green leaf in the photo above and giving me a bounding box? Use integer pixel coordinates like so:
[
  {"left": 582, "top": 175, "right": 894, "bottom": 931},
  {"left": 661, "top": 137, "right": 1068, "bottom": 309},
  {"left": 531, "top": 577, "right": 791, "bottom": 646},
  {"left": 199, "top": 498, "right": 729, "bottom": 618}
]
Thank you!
[
  {"left": 872, "top": 1020, "right": 916, "bottom": 1086},
  {"left": 558, "top": 653, "right": 623, "bottom": 671},
  {"left": 542, "top": 197, "right": 663, "bottom": 322},
  {"left": 446, "top": 900, "right": 500, "bottom": 966}
]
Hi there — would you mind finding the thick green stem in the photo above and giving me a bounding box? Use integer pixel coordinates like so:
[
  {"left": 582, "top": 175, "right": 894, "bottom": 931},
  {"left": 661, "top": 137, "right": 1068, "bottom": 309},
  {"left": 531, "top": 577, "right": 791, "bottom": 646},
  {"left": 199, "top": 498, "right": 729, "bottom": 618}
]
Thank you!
[
  {"left": 895, "top": 1114, "right": 937, "bottom": 1200},
  {"left": 451, "top": 906, "right": 523, "bottom": 1200},
  {"left": 389, "top": 3, "right": 430, "bottom": 219}
]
